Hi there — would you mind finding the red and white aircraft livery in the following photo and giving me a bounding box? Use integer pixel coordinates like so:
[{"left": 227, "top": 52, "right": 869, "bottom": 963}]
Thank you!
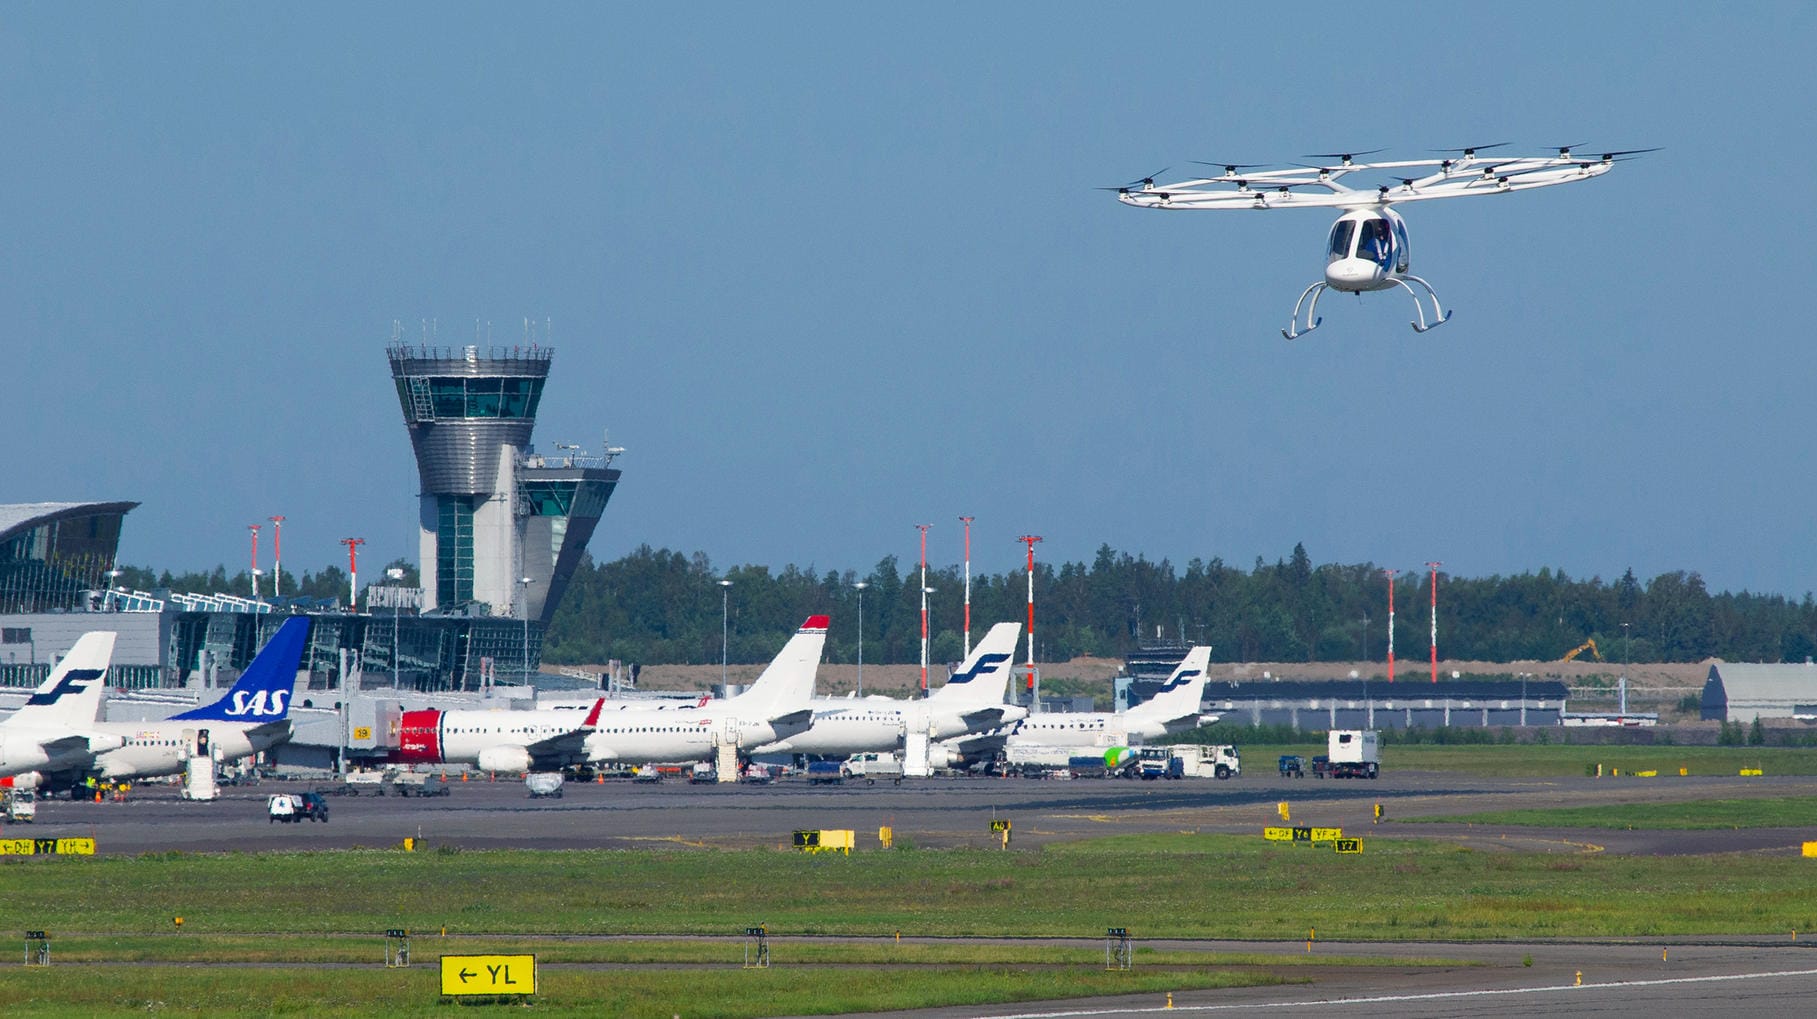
[
  {"left": 393, "top": 697, "right": 606, "bottom": 775},
  {"left": 579, "top": 615, "right": 828, "bottom": 766}
]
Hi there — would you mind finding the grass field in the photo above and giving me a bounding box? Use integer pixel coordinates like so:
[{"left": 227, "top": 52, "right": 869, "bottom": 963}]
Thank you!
[{"left": 1404, "top": 796, "right": 1817, "bottom": 830}]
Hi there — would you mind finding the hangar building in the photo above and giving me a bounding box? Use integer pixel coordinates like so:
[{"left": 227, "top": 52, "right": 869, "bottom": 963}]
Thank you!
[{"left": 1699, "top": 662, "right": 1817, "bottom": 722}]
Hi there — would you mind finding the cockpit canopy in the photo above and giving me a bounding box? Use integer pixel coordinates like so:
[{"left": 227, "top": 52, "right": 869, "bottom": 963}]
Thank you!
[{"left": 1327, "top": 213, "right": 1409, "bottom": 274}]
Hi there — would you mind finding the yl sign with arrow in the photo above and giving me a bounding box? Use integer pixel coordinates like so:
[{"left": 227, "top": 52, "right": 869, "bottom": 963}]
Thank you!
[{"left": 440, "top": 954, "right": 537, "bottom": 997}]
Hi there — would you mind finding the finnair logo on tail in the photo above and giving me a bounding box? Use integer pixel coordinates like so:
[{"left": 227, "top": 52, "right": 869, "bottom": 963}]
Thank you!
[
  {"left": 1159, "top": 668, "right": 1202, "bottom": 692},
  {"left": 25, "top": 669, "right": 105, "bottom": 706},
  {"left": 222, "top": 690, "right": 289, "bottom": 718},
  {"left": 948, "top": 653, "right": 1013, "bottom": 685}
]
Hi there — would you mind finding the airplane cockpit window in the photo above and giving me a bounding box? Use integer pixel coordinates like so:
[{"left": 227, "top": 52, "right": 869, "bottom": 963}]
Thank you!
[{"left": 1327, "top": 220, "right": 1356, "bottom": 263}]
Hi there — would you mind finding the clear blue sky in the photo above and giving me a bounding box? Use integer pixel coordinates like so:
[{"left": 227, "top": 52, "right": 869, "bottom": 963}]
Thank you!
[{"left": 6, "top": 4, "right": 1814, "bottom": 595}]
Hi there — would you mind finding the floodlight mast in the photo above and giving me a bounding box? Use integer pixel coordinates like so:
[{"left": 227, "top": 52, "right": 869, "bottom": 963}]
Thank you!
[
  {"left": 268, "top": 516, "right": 285, "bottom": 598},
  {"left": 248, "top": 525, "right": 261, "bottom": 600}
]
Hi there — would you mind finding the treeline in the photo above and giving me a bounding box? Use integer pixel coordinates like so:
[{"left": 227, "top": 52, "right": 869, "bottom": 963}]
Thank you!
[{"left": 542, "top": 543, "right": 1817, "bottom": 667}]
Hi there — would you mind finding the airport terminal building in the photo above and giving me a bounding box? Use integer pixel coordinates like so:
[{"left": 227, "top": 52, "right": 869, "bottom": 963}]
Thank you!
[{"left": 0, "top": 341, "right": 621, "bottom": 698}]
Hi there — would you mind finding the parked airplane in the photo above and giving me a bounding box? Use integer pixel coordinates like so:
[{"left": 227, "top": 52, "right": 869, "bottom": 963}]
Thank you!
[
  {"left": 0, "top": 632, "right": 124, "bottom": 783},
  {"left": 392, "top": 615, "right": 828, "bottom": 774},
  {"left": 753, "top": 621, "right": 1025, "bottom": 759},
  {"left": 80, "top": 616, "right": 313, "bottom": 785},
  {"left": 392, "top": 696, "right": 606, "bottom": 774},
  {"left": 931, "top": 645, "right": 1215, "bottom": 767},
  {"left": 580, "top": 614, "right": 829, "bottom": 767}
]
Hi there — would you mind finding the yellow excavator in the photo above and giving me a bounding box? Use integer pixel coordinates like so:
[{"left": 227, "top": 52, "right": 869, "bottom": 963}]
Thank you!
[{"left": 1562, "top": 638, "right": 1605, "bottom": 662}]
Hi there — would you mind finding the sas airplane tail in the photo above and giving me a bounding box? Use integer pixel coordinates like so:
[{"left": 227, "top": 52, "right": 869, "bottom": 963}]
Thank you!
[
  {"left": 3, "top": 631, "right": 118, "bottom": 731},
  {"left": 173, "top": 616, "right": 311, "bottom": 723},
  {"left": 1125, "top": 645, "right": 1212, "bottom": 726},
  {"left": 928, "top": 621, "right": 1021, "bottom": 708},
  {"left": 728, "top": 615, "right": 829, "bottom": 725}
]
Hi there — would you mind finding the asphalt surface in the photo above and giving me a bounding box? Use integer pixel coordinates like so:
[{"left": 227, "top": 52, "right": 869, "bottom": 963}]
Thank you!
[{"left": 11, "top": 768, "right": 1817, "bottom": 1017}]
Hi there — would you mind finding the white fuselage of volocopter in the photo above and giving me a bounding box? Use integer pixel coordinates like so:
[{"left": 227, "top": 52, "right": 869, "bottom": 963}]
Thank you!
[{"left": 1324, "top": 208, "right": 1411, "bottom": 293}]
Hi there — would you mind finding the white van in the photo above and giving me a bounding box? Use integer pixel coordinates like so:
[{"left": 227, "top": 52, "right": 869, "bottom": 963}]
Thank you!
[
  {"left": 266, "top": 794, "right": 299, "bottom": 823},
  {"left": 842, "top": 751, "right": 904, "bottom": 784}
]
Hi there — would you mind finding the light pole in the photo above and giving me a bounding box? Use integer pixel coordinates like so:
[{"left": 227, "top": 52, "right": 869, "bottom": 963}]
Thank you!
[
  {"left": 106, "top": 569, "right": 122, "bottom": 611},
  {"left": 1621, "top": 621, "right": 1631, "bottom": 718},
  {"left": 923, "top": 587, "right": 937, "bottom": 696},
  {"left": 519, "top": 576, "right": 534, "bottom": 683},
  {"left": 388, "top": 567, "right": 406, "bottom": 688},
  {"left": 1361, "top": 614, "right": 1370, "bottom": 662},
  {"left": 853, "top": 581, "right": 869, "bottom": 696},
  {"left": 719, "top": 579, "right": 733, "bottom": 689},
  {"left": 248, "top": 524, "right": 261, "bottom": 600},
  {"left": 268, "top": 515, "right": 285, "bottom": 598},
  {"left": 959, "top": 515, "right": 974, "bottom": 657}
]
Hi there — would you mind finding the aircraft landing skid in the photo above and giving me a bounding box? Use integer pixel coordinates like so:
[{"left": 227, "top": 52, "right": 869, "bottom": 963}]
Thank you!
[{"left": 1281, "top": 276, "right": 1453, "bottom": 340}]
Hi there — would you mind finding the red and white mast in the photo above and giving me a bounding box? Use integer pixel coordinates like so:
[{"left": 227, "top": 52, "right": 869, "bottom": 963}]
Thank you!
[
  {"left": 1018, "top": 535, "right": 1042, "bottom": 702},
  {"left": 268, "top": 515, "right": 285, "bottom": 598},
  {"left": 341, "top": 537, "right": 366, "bottom": 611}
]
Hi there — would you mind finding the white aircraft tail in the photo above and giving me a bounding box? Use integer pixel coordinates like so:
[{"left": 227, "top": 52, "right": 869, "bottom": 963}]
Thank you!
[
  {"left": 3, "top": 631, "right": 118, "bottom": 730},
  {"left": 728, "top": 615, "right": 828, "bottom": 723},
  {"left": 928, "top": 622, "right": 1021, "bottom": 708},
  {"left": 1125, "top": 645, "right": 1211, "bottom": 726}
]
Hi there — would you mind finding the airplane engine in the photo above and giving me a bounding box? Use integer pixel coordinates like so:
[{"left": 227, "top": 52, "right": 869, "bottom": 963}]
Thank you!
[
  {"left": 476, "top": 746, "right": 533, "bottom": 774},
  {"left": 1, "top": 771, "right": 42, "bottom": 790},
  {"left": 924, "top": 745, "right": 965, "bottom": 770}
]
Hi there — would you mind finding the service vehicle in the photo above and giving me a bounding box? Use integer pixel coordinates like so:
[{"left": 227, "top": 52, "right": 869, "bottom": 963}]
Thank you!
[
  {"left": 267, "top": 794, "right": 299, "bottom": 822},
  {"left": 1278, "top": 754, "right": 1305, "bottom": 778},
  {"left": 841, "top": 751, "right": 904, "bottom": 784},
  {"left": 1170, "top": 744, "right": 1242, "bottom": 779},
  {"left": 525, "top": 772, "right": 565, "bottom": 798},
  {"left": 296, "top": 791, "right": 330, "bottom": 821},
  {"left": 3, "top": 788, "right": 37, "bottom": 823},
  {"left": 342, "top": 770, "right": 388, "bottom": 795},
  {"left": 688, "top": 762, "right": 717, "bottom": 784},
  {"left": 739, "top": 763, "right": 775, "bottom": 785},
  {"left": 805, "top": 760, "right": 845, "bottom": 786},
  {"left": 1312, "top": 729, "right": 1380, "bottom": 779},
  {"left": 393, "top": 772, "right": 449, "bottom": 797}
]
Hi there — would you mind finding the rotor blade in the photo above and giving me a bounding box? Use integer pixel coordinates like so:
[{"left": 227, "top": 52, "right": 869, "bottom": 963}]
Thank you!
[
  {"left": 1598, "top": 147, "right": 1661, "bottom": 159},
  {"left": 1191, "top": 160, "right": 1268, "bottom": 174},
  {"left": 1301, "top": 149, "right": 1385, "bottom": 162},
  {"left": 1430, "top": 142, "right": 1509, "bottom": 155},
  {"left": 1549, "top": 142, "right": 1588, "bottom": 157}
]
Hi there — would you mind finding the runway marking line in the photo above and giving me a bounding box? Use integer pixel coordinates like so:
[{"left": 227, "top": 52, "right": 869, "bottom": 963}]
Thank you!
[{"left": 969, "top": 965, "right": 1817, "bottom": 1017}]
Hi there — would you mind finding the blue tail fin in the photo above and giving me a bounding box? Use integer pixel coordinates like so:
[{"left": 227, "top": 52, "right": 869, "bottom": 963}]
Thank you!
[{"left": 172, "top": 617, "right": 311, "bottom": 723}]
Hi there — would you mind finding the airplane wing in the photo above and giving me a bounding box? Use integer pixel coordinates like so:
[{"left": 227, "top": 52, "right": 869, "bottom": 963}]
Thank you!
[
  {"left": 520, "top": 700, "right": 607, "bottom": 760},
  {"left": 767, "top": 708, "right": 815, "bottom": 731},
  {"left": 960, "top": 706, "right": 1021, "bottom": 729},
  {"left": 39, "top": 731, "right": 125, "bottom": 755}
]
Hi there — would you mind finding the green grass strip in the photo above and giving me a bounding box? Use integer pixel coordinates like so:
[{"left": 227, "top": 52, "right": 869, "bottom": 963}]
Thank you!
[{"left": 1402, "top": 796, "right": 1817, "bottom": 830}]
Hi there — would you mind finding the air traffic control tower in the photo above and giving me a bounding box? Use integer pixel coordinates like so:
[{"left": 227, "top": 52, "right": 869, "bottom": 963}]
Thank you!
[{"left": 388, "top": 343, "right": 621, "bottom": 627}]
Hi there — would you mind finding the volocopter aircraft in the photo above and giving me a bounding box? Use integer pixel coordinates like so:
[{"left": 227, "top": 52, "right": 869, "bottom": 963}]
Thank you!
[{"left": 1108, "top": 144, "right": 1651, "bottom": 339}]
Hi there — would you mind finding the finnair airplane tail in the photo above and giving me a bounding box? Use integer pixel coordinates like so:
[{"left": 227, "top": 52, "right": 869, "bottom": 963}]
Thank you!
[
  {"left": 3, "top": 631, "right": 117, "bottom": 730},
  {"left": 1126, "top": 645, "right": 1212, "bottom": 726},
  {"left": 928, "top": 622, "right": 1021, "bottom": 708},
  {"left": 729, "top": 615, "right": 828, "bottom": 722},
  {"left": 173, "top": 616, "right": 311, "bottom": 724}
]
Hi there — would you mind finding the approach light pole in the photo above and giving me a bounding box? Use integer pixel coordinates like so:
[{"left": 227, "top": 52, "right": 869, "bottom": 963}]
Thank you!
[
  {"left": 1018, "top": 535, "right": 1043, "bottom": 706},
  {"left": 719, "top": 579, "right": 734, "bottom": 690},
  {"left": 853, "top": 581, "right": 868, "bottom": 696},
  {"left": 1621, "top": 621, "right": 1631, "bottom": 718},
  {"left": 1427, "top": 561, "right": 1443, "bottom": 684},
  {"left": 960, "top": 516, "right": 974, "bottom": 658},
  {"left": 268, "top": 516, "right": 285, "bottom": 598}
]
